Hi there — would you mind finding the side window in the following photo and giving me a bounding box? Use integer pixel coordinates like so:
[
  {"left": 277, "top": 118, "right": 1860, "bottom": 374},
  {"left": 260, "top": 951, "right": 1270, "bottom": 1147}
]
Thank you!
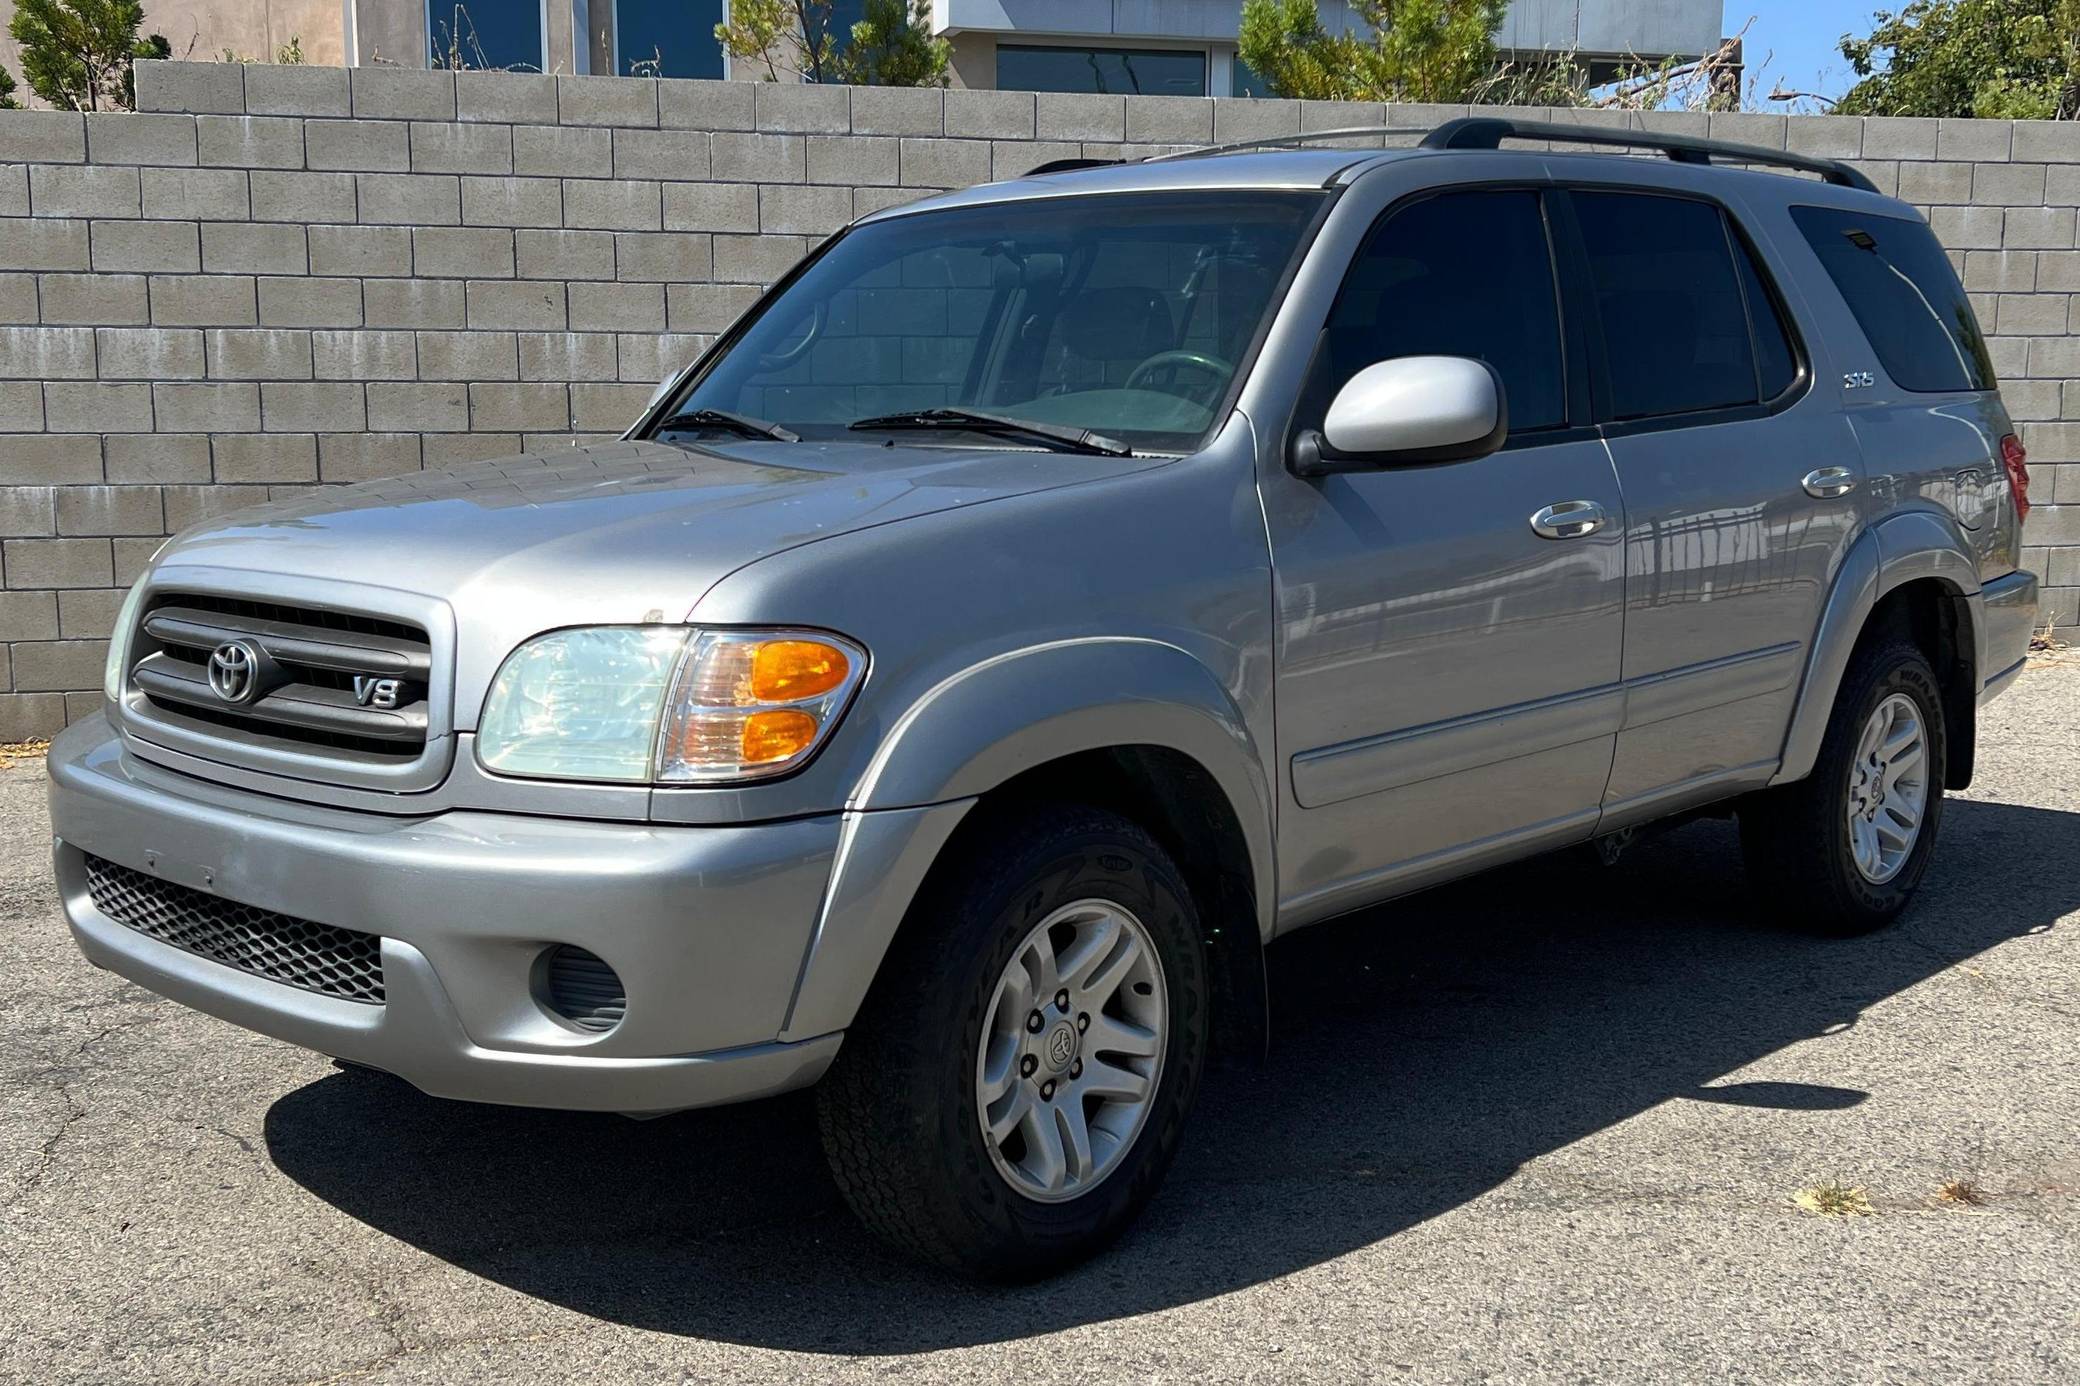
[
  {"left": 1573, "top": 191, "right": 1758, "bottom": 420},
  {"left": 1313, "top": 189, "right": 1567, "bottom": 433},
  {"left": 1791, "top": 205, "right": 1995, "bottom": 393},
  {"left": 1733, "top": 231, "right": 1801, "bottom": 400}
]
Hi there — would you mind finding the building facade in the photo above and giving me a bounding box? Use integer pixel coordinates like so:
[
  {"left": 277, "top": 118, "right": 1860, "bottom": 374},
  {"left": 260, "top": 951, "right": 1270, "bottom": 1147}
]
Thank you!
[
  {"left": 937, "top": 0, "right": 1727, "bottom": 97},
  {"left": 2, "top": 1, "right": 1724, "bottom": 95}
]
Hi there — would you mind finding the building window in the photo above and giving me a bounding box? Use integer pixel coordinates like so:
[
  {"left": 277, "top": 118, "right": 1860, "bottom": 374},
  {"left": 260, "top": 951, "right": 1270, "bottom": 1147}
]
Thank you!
[
  {"left": 428, "top": 0, "right": 545, "bottom": 71},
  {"left": 996, "top": 44, "right": 1207, "bottom": 96},
  {"left": 1231, "top": 56, "right": 1275, "bottom": 98},
  {"left": 819, "top": 0, "right": 866, "bottom": 60},
  {"left": 614, "top": 0, "right": 726, "bottom": 77}
]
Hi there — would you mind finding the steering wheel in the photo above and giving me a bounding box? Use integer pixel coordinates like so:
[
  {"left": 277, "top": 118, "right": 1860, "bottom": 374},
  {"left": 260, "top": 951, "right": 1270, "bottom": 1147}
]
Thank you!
[{"left": 1123, "top": 349, "right": 1234, "bottom": 400}]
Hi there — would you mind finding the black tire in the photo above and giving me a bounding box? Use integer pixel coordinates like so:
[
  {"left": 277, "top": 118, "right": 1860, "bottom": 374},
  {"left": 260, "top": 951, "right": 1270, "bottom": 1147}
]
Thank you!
[
  {"left": 1739, "top": 636, "right": 1947, "bottom": 935},
  {"left": 815, "top": 803, "right": 1209, "bottom": 1280}
]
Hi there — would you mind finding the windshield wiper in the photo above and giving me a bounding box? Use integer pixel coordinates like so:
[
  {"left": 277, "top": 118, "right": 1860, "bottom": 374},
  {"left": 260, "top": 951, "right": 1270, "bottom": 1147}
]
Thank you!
[
  {"left": 848, "top": 408, "right": 1133, "bottom": 457},
  {"left": 663, "top": 408, "right": 799, "bottom": 442}
]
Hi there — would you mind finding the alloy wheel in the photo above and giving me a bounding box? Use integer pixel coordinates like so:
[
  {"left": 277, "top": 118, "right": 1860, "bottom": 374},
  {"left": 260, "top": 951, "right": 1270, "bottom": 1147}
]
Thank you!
[
  {"left": 974, "top": 898, "right": 1167, "bottom": 1204},
  {"left": 1845, "top": 692, "right": 1928, "bottom": 884}
]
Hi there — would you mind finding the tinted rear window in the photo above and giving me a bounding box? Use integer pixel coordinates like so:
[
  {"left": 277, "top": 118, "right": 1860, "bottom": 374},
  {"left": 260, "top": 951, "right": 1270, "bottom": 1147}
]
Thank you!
[
  {"left": 1734, "top": 232, "right": 1801, "bottom": 400},
  {"left": 1574, "top": 192, "right": 1759, "bottom": 420},
  {"left": 1791, "top": 205, "right": 1995, "bottom": 393}
]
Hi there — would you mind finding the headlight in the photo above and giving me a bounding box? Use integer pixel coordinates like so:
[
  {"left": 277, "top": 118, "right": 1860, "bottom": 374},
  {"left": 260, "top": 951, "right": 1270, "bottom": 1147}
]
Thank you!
[
  {"left": 103, "top": 575, "right": 151, "bottom": 703},
  {"left": 476, "top": 626, "right": 866, "bottom": 785}
]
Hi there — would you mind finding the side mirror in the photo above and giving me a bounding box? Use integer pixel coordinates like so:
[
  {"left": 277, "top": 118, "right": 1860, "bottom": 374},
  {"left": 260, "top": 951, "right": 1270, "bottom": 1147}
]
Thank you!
[
  {"left": 626, "top": 361, "right": 698, "bottom": 440},
  {"left": 645, "top": 361, "right": 694, "bottom": 413},
  {"left": 1292, "top": 355, "right": 1508, "bottom": 476}
]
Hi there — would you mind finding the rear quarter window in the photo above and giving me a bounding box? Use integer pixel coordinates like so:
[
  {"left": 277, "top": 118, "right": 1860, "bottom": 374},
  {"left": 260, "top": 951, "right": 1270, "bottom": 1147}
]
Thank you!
[{"left": 1790, "top": 205, "right": 1995, "bottom": 393}]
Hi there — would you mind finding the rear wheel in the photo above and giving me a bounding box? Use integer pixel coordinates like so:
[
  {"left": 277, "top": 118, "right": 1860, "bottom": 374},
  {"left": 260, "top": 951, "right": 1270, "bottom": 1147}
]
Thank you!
[
  {"left": 815, "top": 804, "right": 1208, "bottom": 1279},
  {"left": 1739, "top": 637, "right": 1946, "bottom": 934}
]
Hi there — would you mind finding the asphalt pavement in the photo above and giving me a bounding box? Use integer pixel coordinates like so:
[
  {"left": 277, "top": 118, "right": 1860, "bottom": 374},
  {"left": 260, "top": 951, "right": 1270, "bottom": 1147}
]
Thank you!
[{"left": 3, "top": 659, "right": 2076, "bottom": 1384}]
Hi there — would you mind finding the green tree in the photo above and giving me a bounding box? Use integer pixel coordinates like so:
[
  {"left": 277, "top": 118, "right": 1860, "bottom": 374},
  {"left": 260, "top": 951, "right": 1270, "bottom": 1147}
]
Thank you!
[
  {"left": 0, "top": 62, "right": 20, "bottom": 109},
  {"left": 1837, "top": 0, "right": 2080, "bottom": 119},
  {"left": 1238, "top": 0, "right": 1508, "bottom": 103},
  {"left": 717, "top": 0, "right": 947, "bottom": 85},
  {"left": 716, "top": 0, "right": 815, "bottom": 82},
  {"left": 833, "top": 0, "right": 949, "bottom": 87},
  {"left": 8, "top": 0, "right": 160, "bottom": 110}
]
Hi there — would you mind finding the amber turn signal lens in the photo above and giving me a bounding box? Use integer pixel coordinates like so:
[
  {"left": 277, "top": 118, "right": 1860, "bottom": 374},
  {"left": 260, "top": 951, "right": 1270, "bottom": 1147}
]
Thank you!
[
  {"left": 740, "top": 709, "right": 819, "bottom": 764},
  {"left": 750, "top": 639, "right": 850, "bottom": 702}
]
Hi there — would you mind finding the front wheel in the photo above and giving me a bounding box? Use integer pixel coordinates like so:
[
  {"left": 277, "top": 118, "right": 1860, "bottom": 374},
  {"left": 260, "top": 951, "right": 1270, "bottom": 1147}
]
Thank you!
[
  {"left": 1739, "top": 637, "right": 1947, "bottom": 934},
  {"left": 815, "top": 804, "right": 1209, "bottom": 1279}
]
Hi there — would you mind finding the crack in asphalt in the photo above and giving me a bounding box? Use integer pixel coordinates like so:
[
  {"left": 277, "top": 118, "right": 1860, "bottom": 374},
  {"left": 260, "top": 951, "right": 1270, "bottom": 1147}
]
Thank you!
[
  {"left": 285, "top": 1327, "right": 580, "bottom": 1386},
  {"left": 278, "top": 1253, "right": 584, "bottom": 1386},
  {"left": 8, "top": 1009, "right": 168, "bottom": 1206},
  {"left": 285, "top": 1252, "right": 415, "bottom": 1384}
]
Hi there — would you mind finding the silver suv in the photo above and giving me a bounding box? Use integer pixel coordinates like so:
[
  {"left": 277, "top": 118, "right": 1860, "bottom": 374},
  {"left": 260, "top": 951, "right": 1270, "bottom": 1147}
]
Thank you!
[{"left": 48, "top": 119, "right": 2040, "bottom": 1278}]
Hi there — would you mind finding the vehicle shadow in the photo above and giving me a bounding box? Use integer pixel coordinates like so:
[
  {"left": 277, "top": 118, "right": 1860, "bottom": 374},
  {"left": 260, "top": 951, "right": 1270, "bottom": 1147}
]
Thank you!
[{"left": 263, "top": 799, "right": 2076, "bottom": 1352}]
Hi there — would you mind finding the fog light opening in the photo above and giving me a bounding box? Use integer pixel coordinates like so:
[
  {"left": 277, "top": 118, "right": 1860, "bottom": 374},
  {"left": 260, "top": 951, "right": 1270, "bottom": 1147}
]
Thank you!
[{"left": 537, "top": 944, "right": 627, "bottom": 1034}]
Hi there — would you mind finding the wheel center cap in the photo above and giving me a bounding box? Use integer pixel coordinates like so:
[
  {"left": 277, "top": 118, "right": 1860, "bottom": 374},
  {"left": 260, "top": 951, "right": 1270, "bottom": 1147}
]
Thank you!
[{"left": 1042, "top": 1022, "right": 1078, "bottom": 1072}]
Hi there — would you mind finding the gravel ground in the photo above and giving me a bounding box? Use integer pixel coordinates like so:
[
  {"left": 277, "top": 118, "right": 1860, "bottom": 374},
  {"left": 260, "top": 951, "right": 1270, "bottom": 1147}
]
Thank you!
[{"left": 2, "top": 660, "right": 2076, "bottom": 1385}]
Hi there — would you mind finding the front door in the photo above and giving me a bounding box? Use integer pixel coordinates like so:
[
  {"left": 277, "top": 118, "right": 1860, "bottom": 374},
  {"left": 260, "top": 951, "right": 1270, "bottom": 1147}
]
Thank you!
[{"left": 1260, "top": 187, "right": 1628, "bottom": 927}]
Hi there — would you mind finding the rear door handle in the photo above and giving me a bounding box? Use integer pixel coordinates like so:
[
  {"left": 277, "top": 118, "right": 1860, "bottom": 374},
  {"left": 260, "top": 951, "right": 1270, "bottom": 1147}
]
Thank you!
[
  {"left": 1802, "top": 466, "right": 1858, "bottom": 499},
  {"left": 1529, "top": 499, "right": 1607, "bottom": 540}
]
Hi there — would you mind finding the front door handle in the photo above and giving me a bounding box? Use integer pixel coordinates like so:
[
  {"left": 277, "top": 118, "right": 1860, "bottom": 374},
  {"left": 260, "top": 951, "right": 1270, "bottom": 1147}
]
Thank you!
[
  {"left": 1529, "top": 499, "right": 1607, "bottom": 540},
  {"left": 1802, "top": 466, "right": 1858, "bottom": 499}
]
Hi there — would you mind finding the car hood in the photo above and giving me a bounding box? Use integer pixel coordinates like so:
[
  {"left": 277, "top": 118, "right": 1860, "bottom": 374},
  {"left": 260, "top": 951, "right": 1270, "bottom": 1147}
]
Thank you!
[{"left": 149, "top": 438, "right": 1168, "bottom": 703}]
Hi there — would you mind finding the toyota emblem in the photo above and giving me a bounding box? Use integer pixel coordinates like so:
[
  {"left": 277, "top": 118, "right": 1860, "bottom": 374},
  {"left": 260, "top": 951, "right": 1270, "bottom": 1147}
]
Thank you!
[{"left": 207, "top": 640, "right": 261, "bottom": 704}]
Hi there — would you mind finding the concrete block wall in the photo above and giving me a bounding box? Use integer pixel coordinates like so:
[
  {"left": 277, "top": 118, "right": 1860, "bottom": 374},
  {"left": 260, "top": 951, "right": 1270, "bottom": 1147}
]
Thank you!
[{"left": 0, "top": 62, "right": 2076, "bottom": 737}]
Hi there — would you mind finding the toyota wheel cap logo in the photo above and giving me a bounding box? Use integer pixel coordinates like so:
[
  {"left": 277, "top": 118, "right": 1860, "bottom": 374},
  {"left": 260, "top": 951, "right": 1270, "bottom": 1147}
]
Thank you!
[{"left": 207, "top": 641, "right": 261, "bottom": 704}]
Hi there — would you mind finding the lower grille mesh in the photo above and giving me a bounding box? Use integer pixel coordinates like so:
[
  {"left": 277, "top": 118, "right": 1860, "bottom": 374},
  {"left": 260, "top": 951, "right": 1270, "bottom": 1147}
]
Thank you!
[{"left": 83, "top": 854, "right": 386, "bottom": 1005}]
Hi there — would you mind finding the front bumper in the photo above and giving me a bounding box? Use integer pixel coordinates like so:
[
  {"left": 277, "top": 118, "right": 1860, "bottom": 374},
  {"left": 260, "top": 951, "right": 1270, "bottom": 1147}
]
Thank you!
[{"left": 48, "top": 714, "right": 846, "bottom": 1114}]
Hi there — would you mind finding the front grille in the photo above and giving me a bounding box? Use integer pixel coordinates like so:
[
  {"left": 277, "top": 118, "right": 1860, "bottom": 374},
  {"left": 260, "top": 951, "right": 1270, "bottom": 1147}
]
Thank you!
[
  {"left": 84, "top": 854, "right": 386, "bottom": 1004},
  {"left": 127, "top": 591, "right": 432, "bottom": 763}
]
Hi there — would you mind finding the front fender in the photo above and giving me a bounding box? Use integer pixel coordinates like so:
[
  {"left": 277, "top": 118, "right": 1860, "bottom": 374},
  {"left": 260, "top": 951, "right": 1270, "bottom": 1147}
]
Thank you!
[
  {"left": 858, "top": 637, "right": 1268, "bottom": 815},
  {"left": 778, "top": 638, "right": 1277, "bottom": 1042},
  {"left": 1772, "top": 511, "right": 1980, "bottom": 786}
]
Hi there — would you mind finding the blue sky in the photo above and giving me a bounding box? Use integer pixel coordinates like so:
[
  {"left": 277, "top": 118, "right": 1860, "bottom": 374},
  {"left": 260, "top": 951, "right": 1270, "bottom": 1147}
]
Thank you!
[{"left": 1735, "top": 0, "right": 1893, "bottom": 107}]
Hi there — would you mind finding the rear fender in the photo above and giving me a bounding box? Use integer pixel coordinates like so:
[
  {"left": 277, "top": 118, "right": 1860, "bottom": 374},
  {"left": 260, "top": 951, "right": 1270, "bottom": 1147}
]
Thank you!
[{"left": 1772, "top": 512, "right": 1979, "bottom": 787}]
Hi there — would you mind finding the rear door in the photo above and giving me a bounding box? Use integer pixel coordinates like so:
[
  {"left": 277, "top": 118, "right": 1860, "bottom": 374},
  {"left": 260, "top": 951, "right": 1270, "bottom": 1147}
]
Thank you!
[
  {"left": 1260, "top": 186, "right": 1629, "bottom": 925},
  {"left": 1564, "top": 187, "right": 1865, "bottom": 825}
]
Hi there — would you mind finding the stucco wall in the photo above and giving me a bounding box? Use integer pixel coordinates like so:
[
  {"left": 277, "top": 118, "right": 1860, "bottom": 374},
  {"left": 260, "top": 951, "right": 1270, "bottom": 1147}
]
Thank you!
[
  {"left": 0, "top": 0, "right": 345, "bottom": 81},
  {"left": 0, "top": 61, "right": 2073, "bottom": 737}
]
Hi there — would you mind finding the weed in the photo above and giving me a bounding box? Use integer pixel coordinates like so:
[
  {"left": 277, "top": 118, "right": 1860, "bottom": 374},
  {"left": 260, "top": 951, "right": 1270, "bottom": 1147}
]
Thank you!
[
  {"left": 1934, "top": 1178, "right": 1987, "bottom": 1207},
  {"left": 0, "top": 738, "right": 51, "bottom": 769},
  {"left": 1792, "top": 1181, "right": 1875, "bottom": 1217}
]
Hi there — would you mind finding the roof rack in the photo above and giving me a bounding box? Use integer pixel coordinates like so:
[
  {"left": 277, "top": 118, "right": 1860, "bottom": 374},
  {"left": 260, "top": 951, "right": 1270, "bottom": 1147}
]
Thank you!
[
  {"left": 1143, "top": 127, "right": 1431, "bottom": 163},
  {"left": 1129, "top": 116, "right": 1878, "bottom": 194},
  {"left": 1421, "top": 116, "right": 1879, "bottom": 192}
]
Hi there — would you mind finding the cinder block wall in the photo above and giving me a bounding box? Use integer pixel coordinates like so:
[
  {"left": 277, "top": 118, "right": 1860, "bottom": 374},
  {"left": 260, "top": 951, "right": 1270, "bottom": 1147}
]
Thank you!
[{"left": 0, "top": 61, "right": 2076, "bottom": 737}]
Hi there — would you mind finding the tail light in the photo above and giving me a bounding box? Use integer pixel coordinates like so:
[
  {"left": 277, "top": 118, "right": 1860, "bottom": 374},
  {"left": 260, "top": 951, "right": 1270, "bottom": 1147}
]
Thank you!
[{"left": 1999, "top": 433, "right": 2030, "bottom": 524}]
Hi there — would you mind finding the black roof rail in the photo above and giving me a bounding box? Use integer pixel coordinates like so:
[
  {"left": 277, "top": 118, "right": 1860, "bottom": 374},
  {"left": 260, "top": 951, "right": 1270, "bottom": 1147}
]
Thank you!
[
  {"left": 1025, "top": 156, "right": 1125, "bottom": 176},
  {"left": 1421, "top": 116, "right": 1880, "bottom": 193},
  {"left": 1143, "top": 127, "right": 1412, "bottom": 162}
]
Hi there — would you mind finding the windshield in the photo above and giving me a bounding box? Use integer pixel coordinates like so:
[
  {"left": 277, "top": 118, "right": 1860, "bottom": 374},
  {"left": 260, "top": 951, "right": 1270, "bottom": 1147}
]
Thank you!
[{"left": 657, "top": 190, "right": 1324, "bottom": 454}]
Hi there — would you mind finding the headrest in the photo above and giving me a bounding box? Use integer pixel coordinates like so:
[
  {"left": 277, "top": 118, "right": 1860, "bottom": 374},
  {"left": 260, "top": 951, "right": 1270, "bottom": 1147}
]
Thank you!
[{"left": 1057, "top": 286, "right": 1175, "bottom": 361}]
